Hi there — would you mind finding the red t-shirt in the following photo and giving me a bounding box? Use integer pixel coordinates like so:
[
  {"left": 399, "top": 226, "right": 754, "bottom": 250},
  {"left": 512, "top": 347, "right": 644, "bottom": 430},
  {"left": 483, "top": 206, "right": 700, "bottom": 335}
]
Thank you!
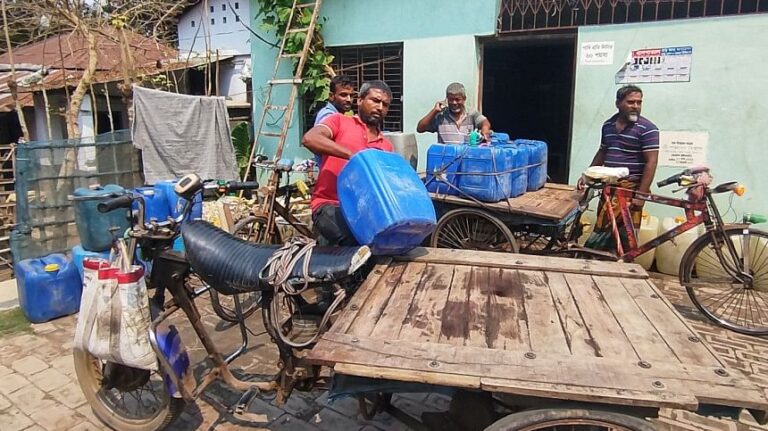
[{"left": 311, "top": 114, "right": 393, "bottom": 212}]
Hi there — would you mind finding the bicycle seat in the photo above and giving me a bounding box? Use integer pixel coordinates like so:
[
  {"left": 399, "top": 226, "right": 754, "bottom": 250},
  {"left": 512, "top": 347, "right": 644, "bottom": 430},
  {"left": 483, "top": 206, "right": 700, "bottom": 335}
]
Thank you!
[
  {"left": 582, "top": 166, "right": 630, "bottom": 185},
  {"left": 182, "top": 220, "right": 371, "bottom": 295}
]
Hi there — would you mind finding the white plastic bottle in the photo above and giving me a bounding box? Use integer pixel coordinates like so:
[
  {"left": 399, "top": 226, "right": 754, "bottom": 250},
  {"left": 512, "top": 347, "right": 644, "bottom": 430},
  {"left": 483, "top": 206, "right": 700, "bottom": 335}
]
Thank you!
[
  {"left": 635, "top": 212, "right": 658, "bottom": 270},
  {"left": 656, "top": 216, "right": 700, "bottom": 276}
]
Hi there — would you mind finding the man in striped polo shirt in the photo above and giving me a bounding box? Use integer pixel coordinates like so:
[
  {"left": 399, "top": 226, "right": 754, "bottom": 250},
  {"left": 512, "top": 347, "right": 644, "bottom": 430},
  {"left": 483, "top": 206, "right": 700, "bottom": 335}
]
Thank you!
[
  {"left": 584, "top": 85, "right": 659, "bottom": 251},
  {"left": 416, "top": 82, "right": 492, "bottom": 144}
]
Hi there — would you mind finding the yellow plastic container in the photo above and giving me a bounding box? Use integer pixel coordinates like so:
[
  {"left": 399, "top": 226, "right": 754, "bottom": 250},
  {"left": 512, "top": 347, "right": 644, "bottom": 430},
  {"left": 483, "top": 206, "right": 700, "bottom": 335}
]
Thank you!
[
  {"left": 656, "top": 216, "right": 701, "bottom": 276},
  {"left": 577, "top": 212, "right": 596, "bottom": 245},
  {"left": 635, "top": 212, "right": 658, "bottom": 270}
]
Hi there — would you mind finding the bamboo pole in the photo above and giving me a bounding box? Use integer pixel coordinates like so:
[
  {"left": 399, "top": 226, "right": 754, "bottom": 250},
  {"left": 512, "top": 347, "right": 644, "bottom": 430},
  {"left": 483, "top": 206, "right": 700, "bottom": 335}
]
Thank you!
[
  {"left": 89, "top": 82, "right": 98, "bottom": 136},
  {"left": 103, "top": 83, "right": 115, "bottom": 133},
  {"left": 1, "top": 0, "right": 30, "bottom": 142}
]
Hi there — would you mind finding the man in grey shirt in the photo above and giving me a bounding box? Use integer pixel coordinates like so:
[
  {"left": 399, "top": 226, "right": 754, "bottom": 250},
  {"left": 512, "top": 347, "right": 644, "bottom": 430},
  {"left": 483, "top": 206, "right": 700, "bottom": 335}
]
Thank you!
[{"left": 417, "top": 82, "right": 492, "bottom": 144}]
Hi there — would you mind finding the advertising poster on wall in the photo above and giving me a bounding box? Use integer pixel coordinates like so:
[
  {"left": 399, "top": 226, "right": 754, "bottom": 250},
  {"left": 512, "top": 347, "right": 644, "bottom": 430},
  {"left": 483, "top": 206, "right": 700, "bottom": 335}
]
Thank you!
[{"left": 615, "top": 46, "right": 693, "bottom": 84}]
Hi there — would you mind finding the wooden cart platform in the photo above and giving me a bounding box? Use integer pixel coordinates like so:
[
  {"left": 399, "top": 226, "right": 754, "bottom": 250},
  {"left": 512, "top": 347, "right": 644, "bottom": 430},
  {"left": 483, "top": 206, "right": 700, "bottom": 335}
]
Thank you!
[
  {"left": 307, "top": 248, "right": 768, "bottom": 418},
  {"left": 429, "top": 183, "right": 581, "bottom": 221}
]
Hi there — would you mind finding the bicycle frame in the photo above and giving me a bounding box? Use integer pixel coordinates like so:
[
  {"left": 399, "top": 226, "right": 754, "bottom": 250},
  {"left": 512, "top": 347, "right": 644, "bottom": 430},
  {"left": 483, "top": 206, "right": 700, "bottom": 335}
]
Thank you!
[{"left": 589, "top": 183, "right": 752, "bottom": 285}]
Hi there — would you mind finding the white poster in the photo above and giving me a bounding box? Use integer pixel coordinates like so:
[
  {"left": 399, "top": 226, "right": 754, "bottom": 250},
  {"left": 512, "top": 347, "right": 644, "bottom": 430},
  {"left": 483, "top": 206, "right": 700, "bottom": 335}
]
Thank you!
[
  {"left": 659, "top": 131, "right": 708, "bottom": 168},
  {"left": 616, "top": 46, "right": 693, "bottom": 84},
  {"left": 580, "top": 41, "right": 615, "bottom": 66}
]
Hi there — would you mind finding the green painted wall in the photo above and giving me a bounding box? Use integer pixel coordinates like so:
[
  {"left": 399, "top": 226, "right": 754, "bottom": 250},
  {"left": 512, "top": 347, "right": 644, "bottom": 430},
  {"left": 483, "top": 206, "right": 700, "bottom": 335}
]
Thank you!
[
  {"left": 571, "top": 15, "right": 768, "bottom": 225},
  {"left": 250, "top": 0, "right": 498, "bottom": 170}
]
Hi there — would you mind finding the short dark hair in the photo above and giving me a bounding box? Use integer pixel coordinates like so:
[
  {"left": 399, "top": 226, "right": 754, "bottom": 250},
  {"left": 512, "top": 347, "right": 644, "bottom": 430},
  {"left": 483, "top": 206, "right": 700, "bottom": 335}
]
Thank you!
[
  {"left": 616, "top": 85, "right": 643, "bottom": 101},
  {"left": 359, "top": 80, "right": 392, "bottom": 100},
  {"left": 330, "top": 75, "right": 355, "bottom": 94}
]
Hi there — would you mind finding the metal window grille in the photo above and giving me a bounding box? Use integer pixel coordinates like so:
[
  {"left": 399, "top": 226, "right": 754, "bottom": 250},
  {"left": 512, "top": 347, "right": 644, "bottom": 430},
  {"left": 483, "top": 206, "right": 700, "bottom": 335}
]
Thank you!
[
  {"left": 498, "top": 0, "right": 768, "bottom": 32},
  {"left": 11, "top": 130, "right": 143, "bottom": 261},
  {"left": 304, "top": 43, "right": 403, "bottom": 132}
]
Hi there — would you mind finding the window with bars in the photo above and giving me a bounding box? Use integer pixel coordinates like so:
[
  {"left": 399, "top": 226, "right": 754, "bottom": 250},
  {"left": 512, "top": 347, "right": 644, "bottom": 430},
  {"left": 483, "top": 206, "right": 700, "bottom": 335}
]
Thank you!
[
  {"left": 498, "top": 0, "right": 768, "bottom": 32},
  {"left": 303, "top": 43, "right": 404, "bottom": 132}
]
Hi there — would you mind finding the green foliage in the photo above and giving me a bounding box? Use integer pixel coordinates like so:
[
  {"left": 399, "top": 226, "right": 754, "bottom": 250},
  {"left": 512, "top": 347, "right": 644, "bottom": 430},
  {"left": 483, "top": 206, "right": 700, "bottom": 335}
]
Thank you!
[
  {"left": 0, "top": 308, "right": 31, "bottom": 337},
  {"left": 231, "top": 122, "right": 252, "bottom": 178},
  {"left": 254, "top": 0, "right": 334, "bottom": 109}
]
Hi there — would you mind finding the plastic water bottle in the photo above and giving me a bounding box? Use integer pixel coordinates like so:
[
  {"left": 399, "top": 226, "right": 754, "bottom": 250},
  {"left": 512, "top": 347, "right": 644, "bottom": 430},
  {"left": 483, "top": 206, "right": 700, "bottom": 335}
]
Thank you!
[{"left": 468, "top": 130, "right": 480, "bottom": 147}]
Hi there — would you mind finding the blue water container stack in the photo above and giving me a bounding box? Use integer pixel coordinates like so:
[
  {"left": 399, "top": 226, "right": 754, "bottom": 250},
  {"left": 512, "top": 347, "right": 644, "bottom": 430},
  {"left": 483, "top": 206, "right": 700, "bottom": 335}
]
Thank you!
[
  {"left": 514, "top": 139, "right": 548, "bottom": 191},
  {"left": 503, "top": 143, "right": 529, "bottom": 198},
  {"left": 425, "top": 144, "right": 463, "bottom": 195},
  {"left": 456, "top": 146, "right": 511, "bottom": 202},
  {"left": 16, "top": 253, "right": 81, "bottom": 322},
  {"left": 338, "top": 149, "right": 436, "bottom": 255},
  {"left": 155, "top": 179, "right": 203, "bottom": 221},
  {"left": 71, "top": 184, "right": 131, "bottom": 282},
  {"left": 132, "top": 187, "right": 170, "bottom": 223}
]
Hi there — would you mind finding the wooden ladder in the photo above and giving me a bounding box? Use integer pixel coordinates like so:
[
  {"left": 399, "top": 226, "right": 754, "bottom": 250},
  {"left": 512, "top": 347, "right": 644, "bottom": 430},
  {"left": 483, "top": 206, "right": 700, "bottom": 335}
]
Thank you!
[{"left": 242, "top": 0, "right": 322, "bottom": 241}]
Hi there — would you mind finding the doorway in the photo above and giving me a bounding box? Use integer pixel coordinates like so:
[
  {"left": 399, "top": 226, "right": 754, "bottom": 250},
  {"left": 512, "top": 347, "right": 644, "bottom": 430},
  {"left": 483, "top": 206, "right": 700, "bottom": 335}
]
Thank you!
[{"left": 482, "top": 35, "right": 576, "bottom": 183}]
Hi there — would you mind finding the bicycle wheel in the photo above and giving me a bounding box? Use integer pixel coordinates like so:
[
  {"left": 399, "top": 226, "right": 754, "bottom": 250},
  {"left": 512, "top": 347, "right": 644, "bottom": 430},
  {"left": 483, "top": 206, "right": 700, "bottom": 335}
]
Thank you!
[
  {"left": 74, "top": 348, "right": 185, "bottom": 431},
  {"left": 207, "top": 215, "right": 281, "bottom": 322},
  {"left": 431, "top": 208, "right": 519, "bottom": 253},
  {"left": 680, "top": 226, "right": 768, "bottom": 335},
  {"left": 486, "top": 408, "right": 654, "bottom": 431}
]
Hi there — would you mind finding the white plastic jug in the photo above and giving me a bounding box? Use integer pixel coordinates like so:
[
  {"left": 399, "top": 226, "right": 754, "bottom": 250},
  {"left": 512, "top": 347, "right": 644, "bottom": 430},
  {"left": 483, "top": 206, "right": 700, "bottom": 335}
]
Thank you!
[
  {"left": 635, "top": 212, "right": 658, "bottom": 270},
  {"left": 694, "top": 229, "right": 768, "bottom": 280},
  {"left": 656, "top": 217, "right": 701, "bottom": 276}
]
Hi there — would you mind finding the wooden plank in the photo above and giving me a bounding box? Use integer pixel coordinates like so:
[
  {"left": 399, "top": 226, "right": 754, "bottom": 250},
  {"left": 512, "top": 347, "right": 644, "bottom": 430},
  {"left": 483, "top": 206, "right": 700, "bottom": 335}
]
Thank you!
[
  {"left": 438, "top": 264, "right": 472, "bottom": 346},
  {"left": 563, "top": 273, "right": 638, "bottom": 360},
  {"left": 481, "top": 377, "right": 695, "bottom": 409},
  {"left": 344, "top": 262, "right": 406, "bottom": 336},
  {"left": 592, "top": 276, "right": 678, "bottom": 364},
  {"left": 520, "top": 271, "right": 570, "bottom": 355},
  {"left": 620, "top": 277, "right": 723, "bottom": 367},
  {"left": 329, "top": 258, "right": 393, "bottom": 334},
  {"left": 430, "top": 184, "right": 580, "bottom": 221},
  {"left": 485, "top": 268, "right": 530, "bottom": 351},
  {"left": 466, "top": 266, "right": 491, "bottom": 348},
  {"left": 308, "top": 334, "right": 693, "bottom": 409},
  {"left": 545, "top": 271, "right": 596, "bottom": 356},
  {"left": 335, "top": 363, "right": 481, "bottom": 390},
  {"left": 369, "top": 262, "right": 427, "bottom": 339},
  {"left": 308, "top": 333, "right": 768, "bottom": 411},
  {"left": 398, "top": 263, "right": 454, "bottom": 343},
  {"left": 400, "top": 248, "right": 648, "bottom": 279}
]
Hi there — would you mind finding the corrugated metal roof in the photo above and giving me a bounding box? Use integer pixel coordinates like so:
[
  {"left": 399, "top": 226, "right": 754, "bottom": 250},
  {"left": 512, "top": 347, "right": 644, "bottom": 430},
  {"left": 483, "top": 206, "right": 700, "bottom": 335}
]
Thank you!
[{"left": 0, "top": 28, "right": 180, "bottom": 112}]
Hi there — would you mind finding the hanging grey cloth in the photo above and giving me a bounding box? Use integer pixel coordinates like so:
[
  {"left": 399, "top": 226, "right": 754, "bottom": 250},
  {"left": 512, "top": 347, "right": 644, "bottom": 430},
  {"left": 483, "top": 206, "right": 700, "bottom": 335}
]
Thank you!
[{"left": 132, "top": 86, "right": 239, "bottom": 184}]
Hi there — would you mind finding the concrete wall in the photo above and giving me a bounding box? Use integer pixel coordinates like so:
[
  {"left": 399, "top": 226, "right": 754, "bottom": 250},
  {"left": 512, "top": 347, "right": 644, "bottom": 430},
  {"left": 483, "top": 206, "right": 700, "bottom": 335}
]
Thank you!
[
  {"left": 249, "top": 0, "right": 498, "bottom": 167},
  {"left": 571, "top": 15, "right": 768, "bottom": 224},
  {"left": 179, "top": 0, "right": 251, "bottom": 56}
]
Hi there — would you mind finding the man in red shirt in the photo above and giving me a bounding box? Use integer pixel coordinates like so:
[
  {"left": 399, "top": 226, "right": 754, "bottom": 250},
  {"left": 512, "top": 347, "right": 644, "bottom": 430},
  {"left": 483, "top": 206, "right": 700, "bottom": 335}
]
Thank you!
[{"left": 302, "top": 80, "right": 394, "bottom": 246}]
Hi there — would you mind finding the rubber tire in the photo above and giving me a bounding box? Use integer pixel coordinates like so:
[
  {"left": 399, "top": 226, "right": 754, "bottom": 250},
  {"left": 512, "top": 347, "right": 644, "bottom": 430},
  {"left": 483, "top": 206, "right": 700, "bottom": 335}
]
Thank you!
[
  {"left": 680, "top": 226, "right": 768, "bottom": 335},
  {"left": 485, "top": 408, "right": 655, "bottom": 431},
  {"left": 431, "top": 208, "right": 519, "bottom": 253},
  {"left": 73, "top": 348, "right": 185, "bottom": 431}
]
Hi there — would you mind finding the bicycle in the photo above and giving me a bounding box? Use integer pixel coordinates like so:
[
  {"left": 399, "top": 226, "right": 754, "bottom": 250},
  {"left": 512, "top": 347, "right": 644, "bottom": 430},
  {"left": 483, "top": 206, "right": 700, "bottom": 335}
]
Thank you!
[
  {"left": 564, "top": 166, "right": 768, "bottom": 335},
  {"left": 211, "top": 156, "right": 315, "bottom": 322}
]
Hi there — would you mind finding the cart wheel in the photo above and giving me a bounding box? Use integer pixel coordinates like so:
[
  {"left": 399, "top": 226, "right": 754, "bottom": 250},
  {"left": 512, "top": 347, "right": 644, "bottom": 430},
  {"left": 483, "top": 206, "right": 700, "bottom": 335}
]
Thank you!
[
  {"left": 431, "top": 208, "right": 519, "bottom": 253},
  {"left": 485, "top": 408, "right": 655, "bottom": 431},
  {"left": 513, "top": 229, "right": 559, "bottom": 253}
]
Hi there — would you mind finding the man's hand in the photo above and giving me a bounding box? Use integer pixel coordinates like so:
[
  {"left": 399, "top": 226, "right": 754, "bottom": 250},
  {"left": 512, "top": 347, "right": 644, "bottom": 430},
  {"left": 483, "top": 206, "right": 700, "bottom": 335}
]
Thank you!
[
  {"left": 631, "top": 197, "right": 645, "bottom": 210},
  {"left": 433, "top": 100, "right": 446, "bottom": 113}
]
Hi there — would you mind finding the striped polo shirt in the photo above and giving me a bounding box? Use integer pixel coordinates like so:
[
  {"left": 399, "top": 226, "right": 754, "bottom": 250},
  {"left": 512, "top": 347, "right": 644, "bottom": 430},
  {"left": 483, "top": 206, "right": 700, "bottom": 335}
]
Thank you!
[
  {"left": 427, "top": 108, "right": 487, "bottom": 145},
  {"left": 600, "top": 114, "right": 659, "bottom": 181}
]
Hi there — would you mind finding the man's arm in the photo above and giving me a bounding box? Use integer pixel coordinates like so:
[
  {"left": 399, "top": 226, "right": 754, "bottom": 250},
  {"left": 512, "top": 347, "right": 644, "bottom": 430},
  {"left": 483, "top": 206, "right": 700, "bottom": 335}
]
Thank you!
[
  {"left": 590, "top": 148, "right": 606, "bottom": 166},
  {"left": 416, "top": 101, "right": 443, "bottom": 133},
  {"left": 301, "top": 124, "right": 352, "bottom": 160}
]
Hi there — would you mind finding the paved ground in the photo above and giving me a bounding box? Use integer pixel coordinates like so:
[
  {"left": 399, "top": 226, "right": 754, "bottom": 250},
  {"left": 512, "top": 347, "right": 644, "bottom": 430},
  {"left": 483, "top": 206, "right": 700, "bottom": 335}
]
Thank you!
[{"left": 3, "top": 273, "right": 768, "bottom": 431}]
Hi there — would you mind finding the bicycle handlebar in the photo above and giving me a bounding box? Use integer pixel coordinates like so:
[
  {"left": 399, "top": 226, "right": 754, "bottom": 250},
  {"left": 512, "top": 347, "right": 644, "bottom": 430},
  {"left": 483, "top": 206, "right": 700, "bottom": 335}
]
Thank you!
[
  {"left": 657, "top": 166, "right": 710, "bottom": 188},
  {"left": 224, "top": 181, "right": 260, "bottom": 192},
  {"left": 97, "top": 195, "right": 133, "bottom": 213}
]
